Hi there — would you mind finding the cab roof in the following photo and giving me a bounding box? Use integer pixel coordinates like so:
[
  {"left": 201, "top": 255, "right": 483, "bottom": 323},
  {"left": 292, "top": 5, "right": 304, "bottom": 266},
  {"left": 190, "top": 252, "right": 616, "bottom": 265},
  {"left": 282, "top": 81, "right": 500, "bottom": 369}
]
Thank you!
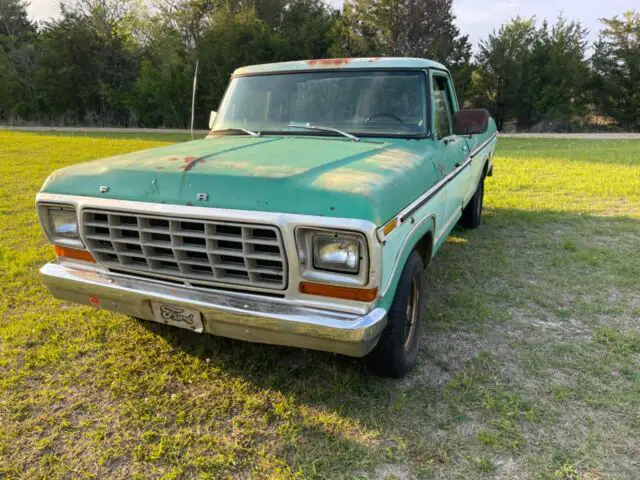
[{"left": 233, "top": 57, "right": 448, "bottom": 76}]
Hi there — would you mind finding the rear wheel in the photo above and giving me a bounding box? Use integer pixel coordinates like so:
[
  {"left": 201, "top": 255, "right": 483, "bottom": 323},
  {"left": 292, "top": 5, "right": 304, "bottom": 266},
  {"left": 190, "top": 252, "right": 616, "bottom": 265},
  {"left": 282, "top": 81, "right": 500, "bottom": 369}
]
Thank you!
[
  {"left": 460, "top": 176, "right": 484, "bottom": 229},
  {"left": 365, "top": 251, "right": 425, "bottom": 377}
]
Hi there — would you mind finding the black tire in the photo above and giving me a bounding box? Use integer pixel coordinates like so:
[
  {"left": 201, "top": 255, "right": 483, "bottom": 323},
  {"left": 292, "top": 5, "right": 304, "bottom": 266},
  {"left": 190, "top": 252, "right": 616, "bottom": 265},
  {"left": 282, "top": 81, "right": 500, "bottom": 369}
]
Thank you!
[
  {"left": 365, "top": 251, "right": 425, "bottom": 377},
  {"left": 460, "top": 176, "right": 484, "bottom": 229}
]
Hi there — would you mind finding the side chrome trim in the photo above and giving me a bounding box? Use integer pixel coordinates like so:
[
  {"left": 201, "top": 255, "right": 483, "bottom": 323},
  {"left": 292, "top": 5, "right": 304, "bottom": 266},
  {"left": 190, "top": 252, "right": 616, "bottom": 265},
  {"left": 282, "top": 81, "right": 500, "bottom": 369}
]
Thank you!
[
  {"left": 398, "top": 155, "right": 471, "bottom": 222},
  {"left": 41, "top": 262, "right": 387, "bottom": 357},
  {"left": 377, "top": 131, "right": 497, "bottom": 241},
  {"left": 398, "top": 132, "right": 497, "bottom": 223},
  {"left": 469, "top": 132, "right": 497, "bottom": 158},
  {"left": 377, "top": 131, "right": 497, "bottom": 297}
]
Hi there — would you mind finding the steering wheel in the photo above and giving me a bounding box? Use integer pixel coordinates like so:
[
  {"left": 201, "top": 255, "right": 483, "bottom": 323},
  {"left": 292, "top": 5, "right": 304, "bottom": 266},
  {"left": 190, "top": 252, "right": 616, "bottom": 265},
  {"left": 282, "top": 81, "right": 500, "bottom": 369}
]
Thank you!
[{"left": 365, "top": 112, "right": 405, "bottom": 124}]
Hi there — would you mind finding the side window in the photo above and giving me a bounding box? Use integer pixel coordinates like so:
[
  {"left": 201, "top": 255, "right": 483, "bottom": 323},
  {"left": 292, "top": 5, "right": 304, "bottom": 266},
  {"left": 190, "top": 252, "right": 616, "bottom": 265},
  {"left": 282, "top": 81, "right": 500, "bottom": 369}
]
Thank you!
[{"left": 432, "top": 76, "right": 454, "bottom": 139}]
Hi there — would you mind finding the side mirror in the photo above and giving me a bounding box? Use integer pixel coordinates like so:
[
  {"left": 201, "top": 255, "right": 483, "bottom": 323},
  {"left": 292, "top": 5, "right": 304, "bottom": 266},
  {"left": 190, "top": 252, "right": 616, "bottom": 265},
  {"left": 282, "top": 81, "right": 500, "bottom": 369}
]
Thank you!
[
  {"left": 453, "top": 109, "right": 490, "bottom": 135},
  {"left": 208, "top": 111, "right": 217, "bottom": 130}
]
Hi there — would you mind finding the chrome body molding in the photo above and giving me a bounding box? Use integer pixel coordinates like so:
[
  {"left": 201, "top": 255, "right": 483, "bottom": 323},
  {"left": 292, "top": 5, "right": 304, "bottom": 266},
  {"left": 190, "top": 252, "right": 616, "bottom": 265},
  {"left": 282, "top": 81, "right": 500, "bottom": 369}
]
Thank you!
[
  {"left": 40, "top": 261, "right": 387, "bottom": 357},
  {"left": 397, "top": 132, "right": 496, "bottom": 224},
  {"left": 377, "top": 132, "right": 497, "bottom": 297},
  {"left": 469, "top": 132, "right": 498, "bottom": 159},
  {"left": 398, "top": 156, "right": 471, "bottom": 222},
  {"left": 376, "top": 132, "right": 497, "bottom": 242},
  {"left": 36, "top": 193, "right": 382, "bottom": 315}
]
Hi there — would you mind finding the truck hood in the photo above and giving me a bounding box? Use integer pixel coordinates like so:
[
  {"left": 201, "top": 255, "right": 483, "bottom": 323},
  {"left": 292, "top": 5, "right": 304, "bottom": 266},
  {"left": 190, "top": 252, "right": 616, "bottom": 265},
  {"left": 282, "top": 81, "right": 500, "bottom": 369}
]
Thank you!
[{"left": 41, "top": 135, "right": 441, "bottom": 225}]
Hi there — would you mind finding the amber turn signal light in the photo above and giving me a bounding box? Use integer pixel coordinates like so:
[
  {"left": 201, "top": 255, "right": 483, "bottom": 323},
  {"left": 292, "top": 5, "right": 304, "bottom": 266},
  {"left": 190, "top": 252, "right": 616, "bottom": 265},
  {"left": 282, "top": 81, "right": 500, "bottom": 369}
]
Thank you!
[
  {"left": 299, "top": 281, "right": 378, "bottom": 302},
  {"left": 382, "top": 217, "right": 398, "bottom": 236},
  {"left": 53, "top": 245, "right": 96, "bottom": 263}
]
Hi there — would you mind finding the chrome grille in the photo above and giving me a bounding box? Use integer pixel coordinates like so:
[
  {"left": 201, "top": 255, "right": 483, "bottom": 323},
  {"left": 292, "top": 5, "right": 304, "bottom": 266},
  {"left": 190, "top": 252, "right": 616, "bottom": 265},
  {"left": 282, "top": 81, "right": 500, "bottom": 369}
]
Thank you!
[{"left": 82, "top": 210, "right": 287, "bottom": 290}]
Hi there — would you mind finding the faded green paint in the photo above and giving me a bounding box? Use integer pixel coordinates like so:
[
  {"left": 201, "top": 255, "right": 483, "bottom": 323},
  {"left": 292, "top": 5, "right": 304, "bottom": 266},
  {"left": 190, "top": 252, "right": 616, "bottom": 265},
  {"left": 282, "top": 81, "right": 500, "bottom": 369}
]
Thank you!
[
  {"left": 41, "top": 135, "right": 442, "bottom": 225},
  {"left": 39, "top": 58, "right": 498, "bottom": 323},
  {"left": 378, "top": 131, "right": 497, "bottom": 311}
]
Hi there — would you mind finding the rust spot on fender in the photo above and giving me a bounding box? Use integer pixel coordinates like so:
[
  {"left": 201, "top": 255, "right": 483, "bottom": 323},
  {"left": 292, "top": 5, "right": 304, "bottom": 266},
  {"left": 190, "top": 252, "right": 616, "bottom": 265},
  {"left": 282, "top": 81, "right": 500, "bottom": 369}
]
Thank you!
[{"left": 306, "top": 58, "right": 352, "bottom": 67}]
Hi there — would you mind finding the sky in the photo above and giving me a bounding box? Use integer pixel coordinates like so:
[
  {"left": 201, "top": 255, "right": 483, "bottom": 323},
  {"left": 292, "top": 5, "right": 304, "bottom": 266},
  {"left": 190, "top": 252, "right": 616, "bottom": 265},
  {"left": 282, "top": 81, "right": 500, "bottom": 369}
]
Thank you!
[{"left": 27, "top": 0, "right": 637, "bottom": 52}]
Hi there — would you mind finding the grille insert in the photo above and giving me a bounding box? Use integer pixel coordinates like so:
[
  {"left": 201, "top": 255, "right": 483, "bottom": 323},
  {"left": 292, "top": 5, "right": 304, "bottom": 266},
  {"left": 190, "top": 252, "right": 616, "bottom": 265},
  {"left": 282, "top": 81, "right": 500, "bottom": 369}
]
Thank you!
[{"left": 82, "top": 210, "right": 287, "bottom": 290}]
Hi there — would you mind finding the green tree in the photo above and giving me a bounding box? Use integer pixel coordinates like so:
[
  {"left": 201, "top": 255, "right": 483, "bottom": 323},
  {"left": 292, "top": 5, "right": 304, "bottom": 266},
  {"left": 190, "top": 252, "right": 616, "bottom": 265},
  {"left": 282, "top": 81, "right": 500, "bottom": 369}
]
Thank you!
[
  {"left": 0, "top": 0, "right": 36, "bottom": 121},
  {"left": 196, "top": 8, "right": 276, "bottom": 122},
  {"left": 134, "top": 24, "right": 193, "bottom": 127},
  {"left": 591, "top": 11, "right": 640, "bottom": 131},
  {"left": 526, "top": 17, "right": 590, "bottom": 129},
  {"left": 0, "top": 0, "right": 33, "bottom": 38},
  {"left": 275, "top": 0, "right": 336, "bottom": 60},
  {"left": 471, "top": 17, "right": 536, "bottom": 129},
  {"left": 472, "top": 16, "right": 588, "bottom": 130},
  {"left": 333, "top": 0, "right": 469, "bottom": 61},
  {"left": 332, "top": 0, "right": 471, "bottom": 100},
  {"left": 152, "top": 0, "right": 216, "bottom": 48},
  {"left": 35, "top": 3, "right": 138, "bottom": 125}
]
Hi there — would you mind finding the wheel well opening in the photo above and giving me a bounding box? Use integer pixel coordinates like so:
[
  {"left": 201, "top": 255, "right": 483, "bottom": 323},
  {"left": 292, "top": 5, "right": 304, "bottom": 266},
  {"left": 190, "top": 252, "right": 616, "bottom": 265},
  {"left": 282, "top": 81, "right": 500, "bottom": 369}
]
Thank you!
[{"left": 414, "top": 231, "right": 433, "bottom": 267}]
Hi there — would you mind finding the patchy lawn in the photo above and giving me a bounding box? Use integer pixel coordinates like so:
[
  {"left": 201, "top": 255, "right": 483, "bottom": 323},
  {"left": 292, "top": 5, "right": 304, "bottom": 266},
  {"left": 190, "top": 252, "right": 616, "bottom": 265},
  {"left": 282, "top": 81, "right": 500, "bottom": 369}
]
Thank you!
[{"left": 1, "top": 132, "right": 639, "bottom": 479}]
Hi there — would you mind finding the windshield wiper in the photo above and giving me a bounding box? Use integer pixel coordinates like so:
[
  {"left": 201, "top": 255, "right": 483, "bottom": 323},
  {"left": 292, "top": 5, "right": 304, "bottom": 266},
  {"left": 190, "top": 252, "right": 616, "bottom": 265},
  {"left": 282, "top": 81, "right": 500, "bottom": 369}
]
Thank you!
[
  {"left": 288, "top": 122, "right": 359, "bottom": 142},
  {"left": 213, "top": 127, "right": 261, "bottom": 137}
]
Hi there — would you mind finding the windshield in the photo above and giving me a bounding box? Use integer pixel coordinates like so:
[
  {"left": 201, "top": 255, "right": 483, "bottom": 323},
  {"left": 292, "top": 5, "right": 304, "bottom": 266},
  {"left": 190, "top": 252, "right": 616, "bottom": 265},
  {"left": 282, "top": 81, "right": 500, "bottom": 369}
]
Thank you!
[{"left": 212, "top": 70, "right": 428, "bottom": 137}]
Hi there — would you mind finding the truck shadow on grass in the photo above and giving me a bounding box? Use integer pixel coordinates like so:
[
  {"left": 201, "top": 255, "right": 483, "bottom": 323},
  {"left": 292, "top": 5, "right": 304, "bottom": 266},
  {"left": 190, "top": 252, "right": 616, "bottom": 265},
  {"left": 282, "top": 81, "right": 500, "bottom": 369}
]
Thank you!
[{"left": 139, "top": 208, "right": 640, "bottom": 478}]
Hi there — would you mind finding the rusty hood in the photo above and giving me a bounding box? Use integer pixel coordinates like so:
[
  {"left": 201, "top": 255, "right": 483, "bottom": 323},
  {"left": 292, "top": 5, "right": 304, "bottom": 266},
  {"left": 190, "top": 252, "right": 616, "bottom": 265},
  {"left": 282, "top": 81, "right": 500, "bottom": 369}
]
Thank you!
[{"left": 41, "top": 135, "right": 441, "bottom": 225}]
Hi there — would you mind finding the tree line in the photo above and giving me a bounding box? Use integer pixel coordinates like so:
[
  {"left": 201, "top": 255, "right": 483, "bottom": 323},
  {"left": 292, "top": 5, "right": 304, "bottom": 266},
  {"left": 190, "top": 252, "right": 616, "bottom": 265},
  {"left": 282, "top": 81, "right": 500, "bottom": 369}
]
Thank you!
[{"left": 0, "top": 0, "right": 638, "bottom": 131}]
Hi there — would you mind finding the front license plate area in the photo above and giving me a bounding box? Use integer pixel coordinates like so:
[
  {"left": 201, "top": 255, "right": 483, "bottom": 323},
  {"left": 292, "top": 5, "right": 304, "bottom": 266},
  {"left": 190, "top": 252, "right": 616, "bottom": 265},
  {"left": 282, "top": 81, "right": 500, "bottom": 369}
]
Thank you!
[{"left": 150, "top": 302, "right": 204, "bottom": 333}]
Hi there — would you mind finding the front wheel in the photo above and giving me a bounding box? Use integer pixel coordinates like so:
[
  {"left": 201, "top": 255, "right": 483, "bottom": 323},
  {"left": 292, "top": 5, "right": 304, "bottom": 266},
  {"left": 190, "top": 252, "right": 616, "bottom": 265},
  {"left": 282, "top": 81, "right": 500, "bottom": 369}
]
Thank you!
[
  {"left": 364, "top": 251, "right": 425, "bottom": 377},
  {"left": 460, "top": 176, "right": 485, "bottom": 229}
]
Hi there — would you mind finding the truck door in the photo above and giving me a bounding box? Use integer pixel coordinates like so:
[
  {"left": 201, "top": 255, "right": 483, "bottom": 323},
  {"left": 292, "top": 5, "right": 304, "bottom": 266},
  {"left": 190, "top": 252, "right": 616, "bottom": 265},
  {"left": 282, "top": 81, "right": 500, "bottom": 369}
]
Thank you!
[{"left": 430, "top": 72, "right": 470, "bottom": 229}]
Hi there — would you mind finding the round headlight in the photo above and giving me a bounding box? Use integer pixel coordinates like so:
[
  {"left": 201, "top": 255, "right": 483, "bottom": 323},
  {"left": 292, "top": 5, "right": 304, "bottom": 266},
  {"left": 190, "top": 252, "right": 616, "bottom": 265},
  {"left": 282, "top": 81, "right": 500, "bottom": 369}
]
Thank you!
[
  {"left": 313, "top": 235, "right": 360, "bottom": 273},
  {"left": 50, "top": 208, "right": 78, "bottom": 237}
]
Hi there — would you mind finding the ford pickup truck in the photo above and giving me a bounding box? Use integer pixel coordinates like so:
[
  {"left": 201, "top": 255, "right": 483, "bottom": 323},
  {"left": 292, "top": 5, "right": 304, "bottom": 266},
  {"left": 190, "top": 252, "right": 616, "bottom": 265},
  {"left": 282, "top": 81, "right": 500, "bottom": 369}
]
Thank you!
[{"left": 36, "top": 57, "right": 497, "bottom": 377}]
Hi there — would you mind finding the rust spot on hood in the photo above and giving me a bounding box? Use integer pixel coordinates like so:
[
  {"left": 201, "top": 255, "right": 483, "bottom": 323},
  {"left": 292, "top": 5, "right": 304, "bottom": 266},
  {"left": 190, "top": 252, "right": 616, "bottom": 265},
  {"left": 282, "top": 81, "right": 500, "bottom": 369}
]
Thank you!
[
  {"left": 168, "top": 156, "right": 207, "bottom": 172},
  {"left": 306, "top": 58, "right": 352, "bottom": 67},
  {"left": 180, "top": 156, "right": 206, "bottom": 172}
]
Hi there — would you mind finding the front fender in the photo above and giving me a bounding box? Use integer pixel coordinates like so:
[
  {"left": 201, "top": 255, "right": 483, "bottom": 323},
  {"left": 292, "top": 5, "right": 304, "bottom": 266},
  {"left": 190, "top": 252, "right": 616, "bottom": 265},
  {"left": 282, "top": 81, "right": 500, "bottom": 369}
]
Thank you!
[{"left": 377, "top": 214, "right": 436, "bottom": 311}]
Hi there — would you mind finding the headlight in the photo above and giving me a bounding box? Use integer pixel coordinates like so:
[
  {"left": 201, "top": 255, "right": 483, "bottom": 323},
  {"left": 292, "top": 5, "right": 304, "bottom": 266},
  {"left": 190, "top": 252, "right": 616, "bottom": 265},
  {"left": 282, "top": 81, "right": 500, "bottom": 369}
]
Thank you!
[
  {"left": 50, "top": 208, "right": 78, "bottom": 237},
  {"left": 313, "top": 235, "right": 360, "bottom": 273},
  {"left": 296, "top": 228, "right": 369, "bottom": 287},
  {"left": 37, "top": 204, "right": 84, "bottom": 248}
]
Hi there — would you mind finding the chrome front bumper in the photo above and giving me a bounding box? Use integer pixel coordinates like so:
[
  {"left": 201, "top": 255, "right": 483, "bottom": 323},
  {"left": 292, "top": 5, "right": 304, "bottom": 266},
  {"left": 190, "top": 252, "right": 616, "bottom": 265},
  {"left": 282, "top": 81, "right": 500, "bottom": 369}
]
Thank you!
[{"left": 40, "top": 262, "right": 387, "bottom": 357}]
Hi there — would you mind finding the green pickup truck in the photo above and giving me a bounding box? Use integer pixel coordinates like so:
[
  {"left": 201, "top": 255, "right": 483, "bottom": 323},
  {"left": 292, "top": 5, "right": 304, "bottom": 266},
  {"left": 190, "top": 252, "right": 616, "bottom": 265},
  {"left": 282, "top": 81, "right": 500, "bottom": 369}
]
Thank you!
[{"left": 36, "top": 57, "right": 497, "bottom": 377}]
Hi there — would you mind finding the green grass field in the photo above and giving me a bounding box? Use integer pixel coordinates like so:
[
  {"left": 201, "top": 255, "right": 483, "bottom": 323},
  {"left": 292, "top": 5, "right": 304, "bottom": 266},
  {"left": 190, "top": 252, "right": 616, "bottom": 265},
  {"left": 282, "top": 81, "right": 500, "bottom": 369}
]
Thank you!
[{"left": 1, "top": 132, "right": 639, "bottom": 479}]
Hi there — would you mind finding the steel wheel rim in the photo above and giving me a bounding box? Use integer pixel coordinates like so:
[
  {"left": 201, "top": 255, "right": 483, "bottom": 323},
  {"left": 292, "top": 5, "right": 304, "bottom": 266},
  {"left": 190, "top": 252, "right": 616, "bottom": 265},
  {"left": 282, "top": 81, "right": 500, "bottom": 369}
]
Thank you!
[{"left": 404, "top": 276, "right": 419, "bottom": 350}]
